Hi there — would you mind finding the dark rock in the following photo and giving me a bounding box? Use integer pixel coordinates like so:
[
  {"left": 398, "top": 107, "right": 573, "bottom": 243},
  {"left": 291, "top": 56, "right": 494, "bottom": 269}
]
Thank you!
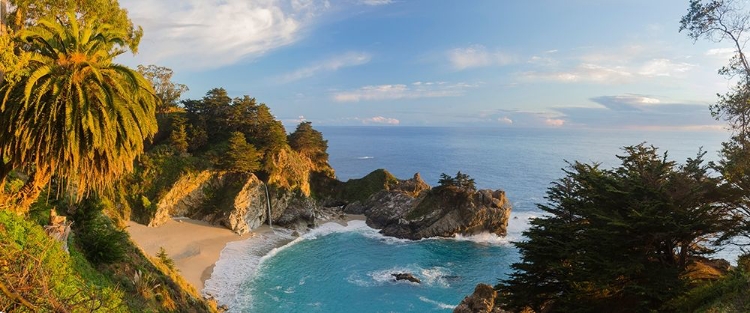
[
  {"left": 343, "top": 201, "right": 366, "bottom": 214},
  {"left": 274, "top": 195, "right": 317, "bottom": 227},
  {"left": 392, "top": 273, "right": 421, "bottom": 284}
]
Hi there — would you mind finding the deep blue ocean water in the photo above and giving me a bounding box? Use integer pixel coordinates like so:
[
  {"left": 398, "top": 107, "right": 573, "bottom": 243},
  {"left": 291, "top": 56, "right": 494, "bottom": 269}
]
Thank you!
[{"left": 207, "top": 127, "right": 730, "bottom": 313}]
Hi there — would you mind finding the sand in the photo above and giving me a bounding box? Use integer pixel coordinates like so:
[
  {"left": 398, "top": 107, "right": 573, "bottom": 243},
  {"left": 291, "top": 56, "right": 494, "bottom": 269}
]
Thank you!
[
  {"left": 126, "top": 214, "right": 367, "bottom": 292},
  {"left": 126, "top": 218, "right": 250, "bottom": 291}
]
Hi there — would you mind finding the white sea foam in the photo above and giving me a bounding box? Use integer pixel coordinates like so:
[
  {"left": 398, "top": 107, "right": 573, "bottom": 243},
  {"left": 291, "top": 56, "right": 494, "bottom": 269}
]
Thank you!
[
  {"left": 202, "top": 229, "right": 294, "bottom": 310},
  {"left": 452, "top": 232, "right": 511, "bottom": 245},
  {"left": 346, "top": 265, "right": 452, "bottom": 288},
  {"left": 357, "top": 156, "right": 374, "bottom": 159},
  {"left": 418, "top": 296, "right": 457, "bottom": 310}
]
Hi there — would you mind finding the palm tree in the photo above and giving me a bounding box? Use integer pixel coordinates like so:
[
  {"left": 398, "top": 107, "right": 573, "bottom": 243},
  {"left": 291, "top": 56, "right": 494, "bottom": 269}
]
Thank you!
[{"left": 0, "top": 13, "right": 157, "bottom": 211}]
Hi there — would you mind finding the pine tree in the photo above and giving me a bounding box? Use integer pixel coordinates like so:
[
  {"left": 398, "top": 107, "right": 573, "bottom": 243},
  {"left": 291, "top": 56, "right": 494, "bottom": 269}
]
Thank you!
[
  {"left": 499, "top": 144, "right": 736, "bottom": 313},
  {"left": 224, "top": 132, "right": 260, "bottom": 174}
]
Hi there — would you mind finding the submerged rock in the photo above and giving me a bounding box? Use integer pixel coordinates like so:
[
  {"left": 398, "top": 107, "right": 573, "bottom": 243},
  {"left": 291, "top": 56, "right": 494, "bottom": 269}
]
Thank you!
[{"left": 392, "top": 273, "right": 421, "bottom": 284}]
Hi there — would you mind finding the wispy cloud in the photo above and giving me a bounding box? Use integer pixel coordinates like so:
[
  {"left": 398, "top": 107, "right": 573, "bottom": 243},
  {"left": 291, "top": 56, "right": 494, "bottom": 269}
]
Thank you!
[
  {"left": 333, "top": 81, "right": 477, "bottom": 102},
  {"left": 521, "top": 58, "right": 695, "bottom": 84},
  {"left": 360, "top": 0, "right": 393, "bottom": 5},
  {"left": 551, "top": 94, "right": 722, "bottom": 130},
  {"left": 705, "top": 47, "right": 735, "bottom": 58},
  {"left": 360, "top": 116, "right": 400, "bottom": 124},
  {"left": 279, "top": 52, "right": 371, "bottom": 82},
  {"left": 448, "top": 45, "right": 516, "bottom": 70},
  {"left": 120, "top": 0, "right": 330, "bottom": 69},
  {"left": 637, "top": 59, "right": 694, "bottom": 77},
  {"left": 521, "top": 63, "right": 633, "bottom": 84}
]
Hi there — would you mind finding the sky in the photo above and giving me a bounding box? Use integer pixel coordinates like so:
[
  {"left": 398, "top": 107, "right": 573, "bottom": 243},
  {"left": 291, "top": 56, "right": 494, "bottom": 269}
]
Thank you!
[{"left": 117, "top": 0, "right": 739, "bottom": 130}]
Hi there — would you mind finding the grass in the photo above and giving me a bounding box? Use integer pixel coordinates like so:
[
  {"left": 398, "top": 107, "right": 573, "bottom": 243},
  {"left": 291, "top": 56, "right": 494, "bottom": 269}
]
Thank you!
[{"left": 338, "top": 169, "right": 399, "bottom": 202}]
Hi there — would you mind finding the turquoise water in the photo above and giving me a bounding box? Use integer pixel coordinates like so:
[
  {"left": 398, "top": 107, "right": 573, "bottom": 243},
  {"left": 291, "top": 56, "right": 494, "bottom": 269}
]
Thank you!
[
  {"left": 207, "top": 127, "right": 730, "bottom": 312},
  {"left": 246, "top": 222, "right": 515, "bottom": 312}
]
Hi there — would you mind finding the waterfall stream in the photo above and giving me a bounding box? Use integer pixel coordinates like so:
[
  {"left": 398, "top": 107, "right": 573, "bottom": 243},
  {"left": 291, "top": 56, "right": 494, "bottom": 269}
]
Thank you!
[{"left": 263, "top": 182, "right": 272, "bottom": 228}]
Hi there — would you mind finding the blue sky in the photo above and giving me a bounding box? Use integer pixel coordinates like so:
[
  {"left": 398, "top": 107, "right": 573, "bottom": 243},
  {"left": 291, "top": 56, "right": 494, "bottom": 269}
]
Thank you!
[{"left": 118, "top": 0, "right": 736, "bottom": 130}]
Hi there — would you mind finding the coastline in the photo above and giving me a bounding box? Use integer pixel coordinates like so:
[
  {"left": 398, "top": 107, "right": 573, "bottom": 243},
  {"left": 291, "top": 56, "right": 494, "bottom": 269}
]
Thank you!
[{"left": 125, "top": 214, "right": 367, "bottom": 292}]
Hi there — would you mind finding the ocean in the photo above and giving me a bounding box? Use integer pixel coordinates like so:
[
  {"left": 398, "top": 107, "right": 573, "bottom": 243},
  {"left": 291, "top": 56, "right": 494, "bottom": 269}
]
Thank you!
[{"left": 204, "top": 126, "right": 730, "bottom": 312}]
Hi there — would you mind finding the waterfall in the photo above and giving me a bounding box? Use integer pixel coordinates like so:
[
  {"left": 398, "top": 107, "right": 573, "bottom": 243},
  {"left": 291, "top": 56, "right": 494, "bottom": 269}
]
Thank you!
[{"left": 263, "top": 182, "right": 272, "bottom": 228}]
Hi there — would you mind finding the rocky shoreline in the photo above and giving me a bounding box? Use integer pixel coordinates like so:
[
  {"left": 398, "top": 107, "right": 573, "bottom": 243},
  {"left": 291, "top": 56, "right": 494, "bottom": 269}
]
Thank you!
[{"left": 143, "top": 169, "right": 512, "bottom": 241}]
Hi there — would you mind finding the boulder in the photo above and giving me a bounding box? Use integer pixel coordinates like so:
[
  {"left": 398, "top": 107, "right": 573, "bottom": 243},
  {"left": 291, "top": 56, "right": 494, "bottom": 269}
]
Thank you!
[
  {"left": 454, "top": 284, "right": 506, "bottom": 313},
  {"left": 392, "top": 273, "right": 421, "bottom": 284}
]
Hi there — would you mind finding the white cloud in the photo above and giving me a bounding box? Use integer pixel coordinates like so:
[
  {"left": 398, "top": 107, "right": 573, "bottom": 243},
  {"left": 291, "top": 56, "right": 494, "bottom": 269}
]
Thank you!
[
  {"left": 448, "top": 45, "right": 516, "bottom": 70},
  {"left": 279, "top": 52, "right": 371, "bottom": 82},
  {"left": 545, "top": 118, "right": 565, "bottom": 127},
  {"left": 705, "top": 47, "right": 735, "bottom": 58},
  {"left": 361, "top": 116, "right": 400, "bottom": 124},
  {"left": 498, "top": 117, "right": 513, "bottom": 124},
  {"left": 120, "top": 0, "right": 330, "bottom": 69},
  {"left": 360, "top": 0, "right": 393, "bottom": 5},
  {"left": 521, "top": 58, "right": 694, "bottom": 84},
  {"left": 638, "top": 59, "right": 695, "bottom": 77},
  {"left": 333, "top": 81, "right": 476, "bottom": 102},
  {"left": 521, "top": 63, "right": 632, "bottom": 84}
]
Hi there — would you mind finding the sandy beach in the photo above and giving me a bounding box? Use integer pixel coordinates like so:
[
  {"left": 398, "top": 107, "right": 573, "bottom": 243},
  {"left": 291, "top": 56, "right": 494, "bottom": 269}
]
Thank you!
[
  {"left": 126, "top": 214, "right": 366, "bottom": 292},
  {"left": 126, "top": 218, "right": 252, "bottom": 290}
]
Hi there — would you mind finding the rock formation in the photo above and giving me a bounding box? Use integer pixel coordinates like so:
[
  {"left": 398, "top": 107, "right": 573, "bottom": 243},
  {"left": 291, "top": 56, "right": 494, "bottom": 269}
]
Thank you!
[
  {"left": 143, "top": 168, "right": 510, "bottom": 240},
  {"left": 392, "top": 273, "right": 421, "bottom": 284},
  {"left": 454, "top": 284, "right": 505, "bottom": 313},
  {"left": 149, "top": 171, "right": 219, "bottom": 227},
  {"left": 360, "top": 172, "right": 511, "bottom": 240}
]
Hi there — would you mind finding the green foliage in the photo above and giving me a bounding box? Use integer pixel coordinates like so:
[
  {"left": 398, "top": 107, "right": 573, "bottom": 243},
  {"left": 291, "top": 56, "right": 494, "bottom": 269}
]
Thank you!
[
  {"left": 126, "top": 144, "right": 201, "bottom": 222},
  {"left": 6, "top": 0, "right": 143, "bottom": 52},
  {"left": 224, "top": 132, "right": 261, "bottom": 173},
  {"left": 437, "top": 171, "right": 476, "bottom": 191},
  {"left": 337, "top": 169, "right": 400, "bottom": 202},
  {"left": 137, "top": 64, "right": 189, "bottom": 115},
  {"left": 0, "top": 12, "right": 157, "bottom": 207},
  {"left": 157, "top": 247, "right": 176, "bottom": 271},
  {"left": 170, "top": 114, "right": 190, "bottom": 154},
  {"left": 667, "top": 254, "right": 750, "bottom": 312},
  {"left": 0, "top": 210, "right": 125, "bottom": 312},
  {"left": 72, "top": 197, "right": 128, "bottom": 265},
  {"left": 289, "top": 121, "right": 330, "bottom": 167},
  {"left": 499, "top": 144, "right": 737, "bottom": 313}
]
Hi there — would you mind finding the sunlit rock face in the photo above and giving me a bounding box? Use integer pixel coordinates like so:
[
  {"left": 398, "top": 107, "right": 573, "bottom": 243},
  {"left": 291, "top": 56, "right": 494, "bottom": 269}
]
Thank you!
[{"left": 360, "top": 171, "right": 511, "bottom": 240}]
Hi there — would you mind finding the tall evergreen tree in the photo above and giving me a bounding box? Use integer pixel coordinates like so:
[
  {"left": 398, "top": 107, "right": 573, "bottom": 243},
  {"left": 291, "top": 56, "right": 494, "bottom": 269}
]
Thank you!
[
  {"left": 288, "top": 121, "right": 329, "bottom": 167},
  {"left": 223, "top": 132, "right": 260, "bottom": 174},
  {"left": 500, "top": 144, "right": 735, "bottom": 313}
]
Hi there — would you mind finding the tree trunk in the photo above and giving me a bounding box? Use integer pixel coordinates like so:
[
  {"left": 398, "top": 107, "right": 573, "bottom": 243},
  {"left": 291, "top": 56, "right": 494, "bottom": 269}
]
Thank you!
[{"left": 11, "top": 168, "right": 51, "bottom": 214}]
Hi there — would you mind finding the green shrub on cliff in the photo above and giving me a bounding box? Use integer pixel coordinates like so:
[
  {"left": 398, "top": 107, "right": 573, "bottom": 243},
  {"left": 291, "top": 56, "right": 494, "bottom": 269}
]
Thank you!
[{"left": 0, "top": 210, "right": 126, "bottom": 312}]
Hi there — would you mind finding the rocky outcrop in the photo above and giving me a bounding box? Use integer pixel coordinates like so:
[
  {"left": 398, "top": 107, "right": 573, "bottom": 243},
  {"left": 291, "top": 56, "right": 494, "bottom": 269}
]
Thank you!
[
  {"left": 149, "top": 171, "right": 219, "bottom": 227},
  {"left": 146, "top": 168, "right": 509, "bottom": 240},
  {"left": 454, "top": 284, "right": 505, "bottom": 313},
  {"left": 392, "top": 273, "right": 421, "bottom": 284},
  {"left": 361, "top": 174, "right": 511, "bottom": 239}
]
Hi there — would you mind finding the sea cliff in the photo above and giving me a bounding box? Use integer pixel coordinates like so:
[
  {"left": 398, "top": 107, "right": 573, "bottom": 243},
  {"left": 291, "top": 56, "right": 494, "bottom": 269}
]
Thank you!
[{"left": 141, "top": 168, "right": 511, "bottom": 240}]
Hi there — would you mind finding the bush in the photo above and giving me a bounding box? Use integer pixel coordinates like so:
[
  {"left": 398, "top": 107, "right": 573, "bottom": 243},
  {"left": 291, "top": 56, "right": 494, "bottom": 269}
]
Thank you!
[
  {"left": 0, "top": 210, "right": 125, "bottom": 312},
  {"left": 73, "top": 198, "right": 129, "bottom": 265}
]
